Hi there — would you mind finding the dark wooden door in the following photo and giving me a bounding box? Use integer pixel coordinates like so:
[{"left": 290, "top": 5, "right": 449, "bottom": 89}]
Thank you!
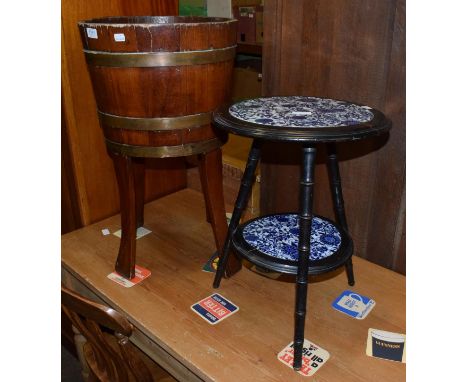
[{"left": 261, "top": 0, "right": 405, "bottom": 273}]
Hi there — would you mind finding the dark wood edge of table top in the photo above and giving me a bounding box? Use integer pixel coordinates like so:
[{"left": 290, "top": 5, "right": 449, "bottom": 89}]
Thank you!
[{"left": 213, "top": 101, "right": 392, "bottom": 143}]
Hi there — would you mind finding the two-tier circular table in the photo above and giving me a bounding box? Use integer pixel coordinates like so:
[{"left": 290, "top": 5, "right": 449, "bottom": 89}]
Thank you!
[{"left": 212, "top": 96, "right": 391, "bottom": 371}]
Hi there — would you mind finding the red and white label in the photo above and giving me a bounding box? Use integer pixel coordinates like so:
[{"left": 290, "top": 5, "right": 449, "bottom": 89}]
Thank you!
[
  {"left": 191, "top": 294, "right": 239, "bottom": 325},
  {"left": 277, "top": 339, "right": 330, "bottom": 377},
  {"left": 199, "top": 296, "right": 229, "bottom": 319},
  {"left": 107, "top": 264, "right": 151, "bottom": 288}
]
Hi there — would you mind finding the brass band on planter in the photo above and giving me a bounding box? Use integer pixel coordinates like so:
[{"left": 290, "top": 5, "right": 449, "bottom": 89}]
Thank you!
[
  {"left": 99, "top": 111, "right": 212, "bottom": 131},
  {"left": 84, "top": 46, "right": 236, "bottom": 67},
  {"left": 105, "top": 138, "right": 224, "bottom": 158}
]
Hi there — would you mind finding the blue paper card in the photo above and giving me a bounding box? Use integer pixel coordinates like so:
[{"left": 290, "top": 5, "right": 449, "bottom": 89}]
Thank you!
[
  {"left": 332, "top": 290, "right": 375, "bottom": 319},
  {"left": 191, "top": 293, "right": 239, "bottom": 325}
]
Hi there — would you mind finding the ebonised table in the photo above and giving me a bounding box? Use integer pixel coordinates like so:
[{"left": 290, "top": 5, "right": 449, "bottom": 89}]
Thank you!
[{"left": 212, "top": 96, "right": 391, "bottom": 370}]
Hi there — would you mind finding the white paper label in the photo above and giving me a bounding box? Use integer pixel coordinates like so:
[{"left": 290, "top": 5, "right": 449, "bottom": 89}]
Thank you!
[
  {"left": 113, "top": 226, "right": 151, "bottom": 239},
  {"left": 86, "top": 28, "right": 98, "bottom": 39},
  {"left": 114, "top": 33, "right": 126, "bottom": 42}
]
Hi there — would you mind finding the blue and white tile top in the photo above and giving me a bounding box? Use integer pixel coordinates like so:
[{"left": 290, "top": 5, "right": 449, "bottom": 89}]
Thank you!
[
  {"left": 229, "top": 96, "right": 374, "bottom": 128},
  {"left": 242, "top": 214, "right": 341, "bottom": 261}
]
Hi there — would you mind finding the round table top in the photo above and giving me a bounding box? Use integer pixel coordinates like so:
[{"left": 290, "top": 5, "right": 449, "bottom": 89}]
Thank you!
[{"left": 213, "top": 96, "right": 391, "bottom": 142}]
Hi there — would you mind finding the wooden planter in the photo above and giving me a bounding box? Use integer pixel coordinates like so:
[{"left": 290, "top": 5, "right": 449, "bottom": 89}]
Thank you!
[{"left": 78, "top": 16, "right": 240, "bottom": 279}]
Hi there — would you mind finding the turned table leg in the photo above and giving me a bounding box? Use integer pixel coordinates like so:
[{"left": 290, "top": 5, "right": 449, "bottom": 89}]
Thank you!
[
  {"left": 326, "top": 143, "right": 355, "bottom": 286},
  {"left": 198, "top": 147, "right": 242, "bottom": 277},
  {"left": 213, "top": 140, "right": 261, "bottom": 288},
  {"left": 293, "top": 145, "right": 316, "bottom": 370}
]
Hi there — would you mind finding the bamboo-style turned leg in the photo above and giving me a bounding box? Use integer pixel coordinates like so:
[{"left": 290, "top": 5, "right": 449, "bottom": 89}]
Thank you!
[
  {"left": 111, "top": 153, "right": 140, "bottom": 279},
  {"left": 198, "top": 147, "right": 242, "bottom": 277},
  {"left": 293, "top": 145, "right": 316, "bottom": 371},
  {"left": 326, "top": 143, "right": 355, "bottom": 286},
  {"left": 213, "top": 139, "right": 262, "bottom": 288}
]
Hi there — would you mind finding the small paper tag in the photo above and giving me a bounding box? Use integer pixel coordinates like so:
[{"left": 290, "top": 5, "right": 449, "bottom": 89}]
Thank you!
[
  {"left": 101, "top": 228, "right": 110, "bottom": 236},
  {"left": 113, "top": 226, "right": 151, "bottom": 239},
  {"left": 277, "top": 339, "right": 330, "bottom": 377},
  {"left": 366, "top": 329, "right": 406, "bottom": 363},
  {"left": 107, "top": 265, "right": 151, "bottom": 288},
  {"left": 114, "top": 33, "right": 125, "bottom": 42},
  {"left": 332, "top": 290, "right": 376, "bottom": 319},
  {"left": 86, "top": 27, "right": 98, "bottom": 39},
  {"left": 191, "top": 294, "right": 239, "bottom": 325}
]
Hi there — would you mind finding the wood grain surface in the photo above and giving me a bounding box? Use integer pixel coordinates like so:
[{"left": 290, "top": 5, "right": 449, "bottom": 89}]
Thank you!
[
  {"left": 261, "top": 0, "right": 406, "bottom": 274},
  {"left": 62, "top": 189, "right": 406, "bottom": 382}
]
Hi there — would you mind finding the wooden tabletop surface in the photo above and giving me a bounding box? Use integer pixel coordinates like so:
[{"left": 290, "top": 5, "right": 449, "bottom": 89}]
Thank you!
[{"left": 61, "top": 189, "right": 405, "bottom": 382}]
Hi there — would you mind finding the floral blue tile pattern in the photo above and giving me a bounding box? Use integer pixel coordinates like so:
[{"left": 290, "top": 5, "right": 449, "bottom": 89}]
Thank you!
[
  {"left": 229, "top": 96, "right": 373, "bottom": 128},
  {"left": 242, "top": 214, "right": 341, "bottom": 261}
]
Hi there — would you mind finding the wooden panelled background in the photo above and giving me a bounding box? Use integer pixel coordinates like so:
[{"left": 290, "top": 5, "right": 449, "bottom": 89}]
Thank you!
[
  {"left": 61, "top": 0, "right": 186, "bottom": 232},
  {"left": 261, "top": 0, "right": 406, "bottom": 273}
]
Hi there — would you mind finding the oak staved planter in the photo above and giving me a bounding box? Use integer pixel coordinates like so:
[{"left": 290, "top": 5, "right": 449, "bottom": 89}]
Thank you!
[{"left": 78, "top": 16, "right": 241, "bottom": 279}]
